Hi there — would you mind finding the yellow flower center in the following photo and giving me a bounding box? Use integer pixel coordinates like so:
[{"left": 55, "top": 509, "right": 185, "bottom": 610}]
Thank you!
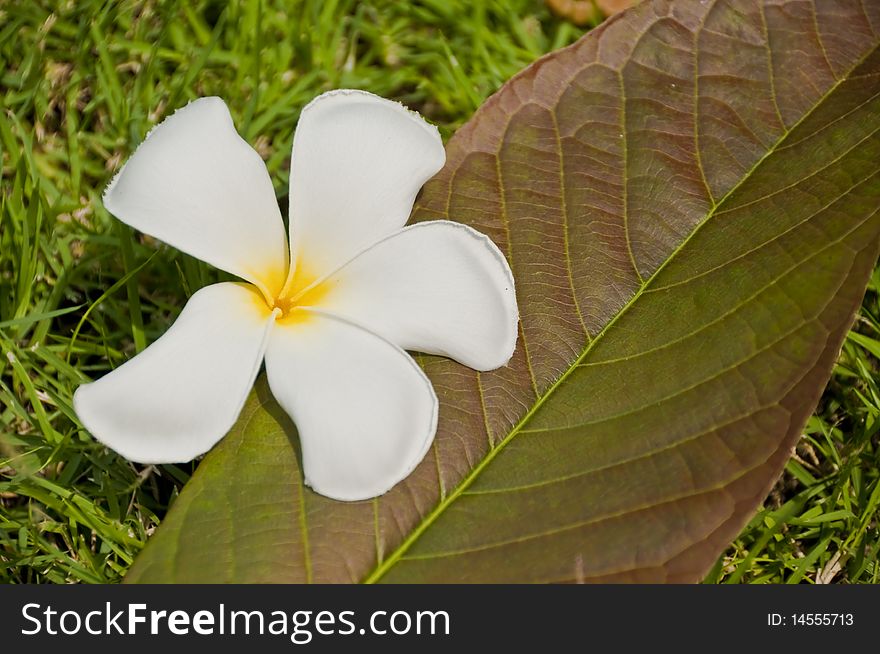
[
  {"left": 261, "top": 263, "right": 331, "bottom": 323},
  {"left": 272, "top": 294, "right": 296, "bottom": 317}
]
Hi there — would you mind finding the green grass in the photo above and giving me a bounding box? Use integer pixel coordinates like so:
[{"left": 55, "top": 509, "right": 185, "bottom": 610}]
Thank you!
[{"left": 0, "top": 0, "right": 876, "bottom": 584}]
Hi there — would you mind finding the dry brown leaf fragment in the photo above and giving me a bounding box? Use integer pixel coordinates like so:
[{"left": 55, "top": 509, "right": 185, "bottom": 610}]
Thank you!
[{"left": 545, "top": 0, "right": 636, "bottom": 25}]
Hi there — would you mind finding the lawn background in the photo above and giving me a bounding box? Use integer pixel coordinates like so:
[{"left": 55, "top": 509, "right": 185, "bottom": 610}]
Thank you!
[{"left": 1, "top": 0, "right": 877, "bottom": 584}]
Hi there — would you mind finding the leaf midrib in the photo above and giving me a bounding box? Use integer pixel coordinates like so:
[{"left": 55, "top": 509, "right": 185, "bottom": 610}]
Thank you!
[
  {"left": 401, "top": 204, "right": 878, "bottom": 504},
  {"left": 362, "top": 41, "right": 878, "bottom": 584}
]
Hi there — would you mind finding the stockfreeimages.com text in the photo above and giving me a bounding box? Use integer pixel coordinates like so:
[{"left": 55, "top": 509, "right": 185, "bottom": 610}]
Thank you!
[{"left": 21, "top": 602, "right": 450, "bottom": 643}]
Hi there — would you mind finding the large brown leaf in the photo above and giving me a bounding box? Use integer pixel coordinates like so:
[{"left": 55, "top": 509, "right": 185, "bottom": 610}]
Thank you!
[{"left": 126, "top": 0, "right": 880, "bottom": 583}]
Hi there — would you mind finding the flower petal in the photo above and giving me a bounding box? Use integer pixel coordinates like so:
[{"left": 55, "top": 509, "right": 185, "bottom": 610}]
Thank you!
[
  {"left": 74, "top": 282, "right": 275, "bottom": 463},
  {"left": 287, "top": 89, "right": 445, "bottom": 282},
  {"left": 303, "top": 221, "right": 518, "bottom": 371},
  {"left": 265, "top": 311, "right": 438, "bottom": 501},
  {"left": 104, "top": 98, "right": 288, "bottom": 297}
]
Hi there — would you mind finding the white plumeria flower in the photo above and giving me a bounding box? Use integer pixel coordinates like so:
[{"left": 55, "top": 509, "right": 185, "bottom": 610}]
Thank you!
[{"left": 73, "top": 90, "right": 518, "bottom": 501}]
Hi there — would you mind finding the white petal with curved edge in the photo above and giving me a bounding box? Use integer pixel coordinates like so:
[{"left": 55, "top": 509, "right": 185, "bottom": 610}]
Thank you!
[
  {"left": 74, "top": 283, "right": 275, "bottom": 463},
  {"left": 287, "top": 89, "right": 445, "bottom": 282},
  {"left": 303, "top": 221, "right": 518, "bottom": 371},
  {"left": 104, "top": 98, "right": 288, "bottom": 296},
  {"left": 265, "top": 311, "right": 438, "bottom": 501}
]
